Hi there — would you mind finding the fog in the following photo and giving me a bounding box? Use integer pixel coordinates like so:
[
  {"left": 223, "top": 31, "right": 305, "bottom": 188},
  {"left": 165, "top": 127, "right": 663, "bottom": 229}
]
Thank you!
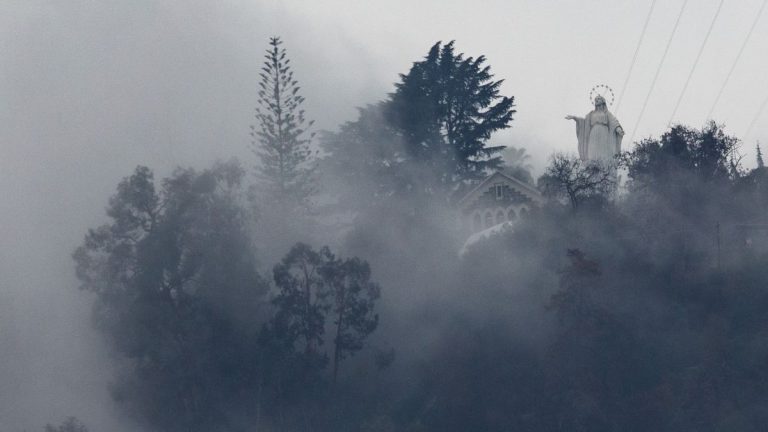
[{"left": 2, "top": 1, "right": 768, "bottom": 431}]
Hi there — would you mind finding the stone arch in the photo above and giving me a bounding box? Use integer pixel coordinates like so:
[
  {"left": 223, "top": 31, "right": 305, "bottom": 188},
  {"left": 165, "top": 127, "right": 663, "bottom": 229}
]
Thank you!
[
  {"left": 495, "top": 209, "right": 505, "bottom": 225},
  {"left": 507, "top": 207, "right": 517, "bottom": 221},
  {"left": 473, "top": 212, "right": 482, "bottom": 232},
  {"left": 484, "top": 211, "right": 494, "bottom": 228}
]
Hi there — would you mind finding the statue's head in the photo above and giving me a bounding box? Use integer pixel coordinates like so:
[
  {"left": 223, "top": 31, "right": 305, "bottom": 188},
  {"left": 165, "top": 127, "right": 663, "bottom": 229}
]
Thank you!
[{"left": 594, "top": 95, "right": 607, "bottom": 110}]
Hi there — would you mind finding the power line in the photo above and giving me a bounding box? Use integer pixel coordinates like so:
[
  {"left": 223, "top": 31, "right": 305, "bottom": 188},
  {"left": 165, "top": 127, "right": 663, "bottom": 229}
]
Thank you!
[
  {"left": 629, "top": 0, "right": 689, "bottom": 144},
  {"left": 706, "top": 0, "right": 768, "bottom": 121},
  {"left": 744, "top": 92, "right": 768, "bottom": 140},
  {"left": 667, "top": 0, "right": 725, "bottom": 127},
  {"left": 615, "top": 0, "right": 658, "bottom": 116}
]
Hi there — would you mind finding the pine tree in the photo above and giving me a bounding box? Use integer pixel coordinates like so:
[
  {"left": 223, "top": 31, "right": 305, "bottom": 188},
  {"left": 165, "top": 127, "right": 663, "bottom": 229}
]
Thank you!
[
  {"left": 757, "top": 142, "right": 765, "bottom": 168},
  {"left": 251, "top": 36, "right": 316, "bottom": 212},
  {"left": 388, "top": 41, "right": 516, "bottom": 192}
]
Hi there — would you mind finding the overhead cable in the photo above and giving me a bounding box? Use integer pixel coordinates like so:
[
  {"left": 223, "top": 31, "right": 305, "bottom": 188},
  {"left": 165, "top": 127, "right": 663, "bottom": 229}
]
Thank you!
[
  {"left": 705, "top": 0, "right": 768, "bottom": 121},
  {"left": 615, "top": 0, "right": 658, "bottom": 115},
  {"left": 629, "top": 0, "right": 689, "bottom": 144},
  {"left": 744, "top": 93, "right": 768, "bottom": 140},
  {"left": 667, "top": 0, "right": 725, "bottom": 126}
]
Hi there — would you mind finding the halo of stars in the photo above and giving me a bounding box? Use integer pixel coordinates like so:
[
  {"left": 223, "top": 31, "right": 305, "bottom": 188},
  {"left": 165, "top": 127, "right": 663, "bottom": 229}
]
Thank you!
[{"left": 590, "top": 84, "right": 615, "bottom": 106}]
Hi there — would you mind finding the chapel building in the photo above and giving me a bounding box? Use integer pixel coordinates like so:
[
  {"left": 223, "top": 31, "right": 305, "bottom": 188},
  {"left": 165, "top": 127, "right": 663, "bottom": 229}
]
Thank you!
[{"left": 457, "top": 169, "right": 544, "bottom": 234}]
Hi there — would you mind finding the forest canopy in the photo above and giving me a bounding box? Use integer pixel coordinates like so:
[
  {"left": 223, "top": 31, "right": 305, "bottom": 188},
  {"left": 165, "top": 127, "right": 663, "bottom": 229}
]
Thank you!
[{"left": 68, "top": 38, "right": 768, "bottom": 432}]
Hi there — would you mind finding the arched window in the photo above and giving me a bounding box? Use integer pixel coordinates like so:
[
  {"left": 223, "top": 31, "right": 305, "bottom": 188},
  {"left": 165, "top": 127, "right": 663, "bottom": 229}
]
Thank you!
[
  {"left": 520, "top": 207, "right": 529, "bottom": 218},
  {"left": 507, "top": 208, "right": 517, "bottom": 221},
  {"left": 473, "top": 213, "right": 482, "bottom": 232},
  {"left": 484, "top": 212, "right": 493, "bottom": 228},
  {"left": 496, "top": 210, "right": 505, "bottom": 225}
]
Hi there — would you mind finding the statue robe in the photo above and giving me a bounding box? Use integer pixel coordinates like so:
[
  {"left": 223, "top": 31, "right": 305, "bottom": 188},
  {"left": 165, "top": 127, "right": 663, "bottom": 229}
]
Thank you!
[{"left": 574, "top": 109, "right": 623, "bottom": 161}]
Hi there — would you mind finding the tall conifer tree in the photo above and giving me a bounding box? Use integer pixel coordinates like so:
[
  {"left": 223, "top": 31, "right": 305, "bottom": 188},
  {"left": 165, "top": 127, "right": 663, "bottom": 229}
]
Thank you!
[
  {"left": 251, "top": 36, "right": 316, "bottom": 212},
  {"left": 388, "top": 41, "right": 516, "bottom": 192}
]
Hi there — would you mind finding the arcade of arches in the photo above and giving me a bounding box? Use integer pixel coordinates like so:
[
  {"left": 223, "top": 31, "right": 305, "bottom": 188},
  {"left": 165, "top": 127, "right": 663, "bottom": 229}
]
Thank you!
[{"left": 458, "top": 170, "right": 544, "bottom": 234}]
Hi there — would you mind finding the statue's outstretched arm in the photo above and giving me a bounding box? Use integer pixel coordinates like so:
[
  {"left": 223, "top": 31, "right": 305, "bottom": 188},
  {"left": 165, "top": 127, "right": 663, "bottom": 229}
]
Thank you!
[{"left": 565, "top": 115, "right": 582, "bottom": 121}]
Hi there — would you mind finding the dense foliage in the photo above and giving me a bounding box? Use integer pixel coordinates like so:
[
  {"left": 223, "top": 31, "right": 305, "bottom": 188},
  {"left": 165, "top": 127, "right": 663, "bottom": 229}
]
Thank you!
[
  {"left": 73, "top": 162, "right": 267, "bottom": 430},
  {"left": 321, "top": 41, "right": 516, "bottom": 211},
  {"left": 73, "top": 164, "right": 381, "bottom": 431},
  {"left": 70, "top": 36, "right": 768, "bottom": 432},
  {"left": 443, "top": 123, "right": 768, "bottom": 432},
  {"left": 389, "top": 41, "right": 516, "bottom": 189}
]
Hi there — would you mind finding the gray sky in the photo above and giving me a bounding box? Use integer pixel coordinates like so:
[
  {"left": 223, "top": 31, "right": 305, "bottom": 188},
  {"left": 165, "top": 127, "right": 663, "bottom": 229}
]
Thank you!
[{"left": 2, "top": 0, "right": 768, "bottom": 430}]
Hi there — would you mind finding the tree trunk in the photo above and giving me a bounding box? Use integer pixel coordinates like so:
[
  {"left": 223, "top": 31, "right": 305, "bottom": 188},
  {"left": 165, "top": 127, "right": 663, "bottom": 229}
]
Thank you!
[{"left": 332, "top": 295, "right": 347, "bottom": 384}]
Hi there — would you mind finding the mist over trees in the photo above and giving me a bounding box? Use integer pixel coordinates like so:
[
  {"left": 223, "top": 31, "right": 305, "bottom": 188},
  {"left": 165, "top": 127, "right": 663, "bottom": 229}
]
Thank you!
[
  {"left": 66, "top": 36, "right": 768, "bottom": 432},
  {"left": 538, "top": 154, "right": 616, "bottom": 212},
  {"left": 44, "top": 417, "right": 90, "bottom": 432},
  {"left": 252, "top": 36, "right": 316, "bottom": 210},
  {"left": 388, "top": 41, "right": 516, "bottom": 193},
  {"left": 73, "top": 162, "right": 267, "bottom": 431},
  {"left": 251, "top": 36, "right": 318, "bottom": 263},
  {"left": 321, "top": 40, "right": 516, "bottom": 216},
  {"left": 501, "top": 145, "right": 535, "bottom": 184}
]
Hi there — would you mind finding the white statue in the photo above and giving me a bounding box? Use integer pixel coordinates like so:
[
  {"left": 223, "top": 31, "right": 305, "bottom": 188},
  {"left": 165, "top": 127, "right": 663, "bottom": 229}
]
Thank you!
[{"left": 565, "top": 87, "right": 624, "bottom": 162}]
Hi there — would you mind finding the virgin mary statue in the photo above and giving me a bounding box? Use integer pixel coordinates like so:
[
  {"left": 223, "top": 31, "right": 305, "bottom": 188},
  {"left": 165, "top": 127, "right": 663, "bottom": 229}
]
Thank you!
[{"left": 565, "top": 95, "right": 624, "bottom": 162}]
